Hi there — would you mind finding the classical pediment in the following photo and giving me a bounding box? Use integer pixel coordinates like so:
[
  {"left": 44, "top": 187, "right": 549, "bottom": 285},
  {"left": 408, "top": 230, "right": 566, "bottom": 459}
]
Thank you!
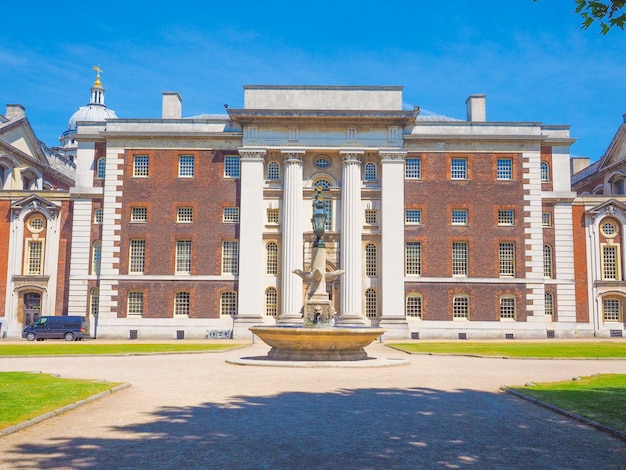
[
  {"left": 597, "top": 123, "right": 626, "bottom": 172},
  {"left": 10, "top": 194, "right": 60, "bottom": 219},
  {"left": 0, "top": 117, "right": 48, "bottom": 165},
  {"left": 586, "top": 198, "right": 626, "bottom": 219}
]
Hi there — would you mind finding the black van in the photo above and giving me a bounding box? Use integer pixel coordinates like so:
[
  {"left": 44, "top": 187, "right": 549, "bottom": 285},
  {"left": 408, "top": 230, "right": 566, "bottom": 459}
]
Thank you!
[{"left": 22, "top": 316, "right": 86, "bottom": 341}]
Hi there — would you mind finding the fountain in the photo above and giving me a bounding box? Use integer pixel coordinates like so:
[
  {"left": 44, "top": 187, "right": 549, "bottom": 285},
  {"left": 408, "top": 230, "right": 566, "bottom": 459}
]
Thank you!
[{"left": 250, "top": 187, "right": 386, "bottom": 361}]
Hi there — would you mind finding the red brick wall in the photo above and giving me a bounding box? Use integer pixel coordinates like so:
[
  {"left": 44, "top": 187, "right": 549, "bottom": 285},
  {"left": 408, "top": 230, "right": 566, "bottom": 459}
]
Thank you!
[
  {"left": 54, "top": 200, "right": 73, "bottom": 315},
  {"left": 0, "top": 201, "right": 10, "bottom": 317},
  {"left": 572, "top": 205, "right": 589, "bottom": 322}
]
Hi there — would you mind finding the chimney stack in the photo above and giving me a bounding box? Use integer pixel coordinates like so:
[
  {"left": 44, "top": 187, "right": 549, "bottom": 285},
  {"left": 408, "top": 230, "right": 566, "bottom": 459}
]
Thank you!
[
  {"left": 5, "top": 104, "right": 26, "bottom": 120},
  {"left": 162, "top": 92, "right": 182, "bottom": 119},
  {"left": 465, "top": 95, "right": 486, "bottom": 122}
]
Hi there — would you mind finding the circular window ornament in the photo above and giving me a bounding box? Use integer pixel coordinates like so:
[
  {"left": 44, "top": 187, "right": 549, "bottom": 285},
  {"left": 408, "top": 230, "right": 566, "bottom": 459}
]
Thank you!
[
  {"left": 28, "top": 215, "right": 46, "bottom": 233},
  {"left": 601, "top": 221, "right": 618, "bottom": 238},
  {"left": 315, "top": 157, "right": 330, "bottom": 169}
]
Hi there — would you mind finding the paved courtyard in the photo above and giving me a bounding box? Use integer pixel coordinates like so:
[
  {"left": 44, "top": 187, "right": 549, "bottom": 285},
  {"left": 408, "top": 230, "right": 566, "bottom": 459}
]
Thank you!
[{"left": 0, "top": 341, "right": 625, "bottom": 469}]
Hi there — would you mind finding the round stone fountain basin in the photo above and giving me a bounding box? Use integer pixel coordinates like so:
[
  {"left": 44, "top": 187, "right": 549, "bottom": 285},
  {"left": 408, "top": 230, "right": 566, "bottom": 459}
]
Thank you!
[{"left": 250, "top": 326, "right": 386, "bottom": 361}]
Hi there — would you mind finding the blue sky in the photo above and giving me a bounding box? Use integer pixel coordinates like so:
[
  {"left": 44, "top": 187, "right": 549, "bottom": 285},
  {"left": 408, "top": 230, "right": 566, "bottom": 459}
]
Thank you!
[{"left": 1, "top": 1, "right": 625, "bottom": 160}]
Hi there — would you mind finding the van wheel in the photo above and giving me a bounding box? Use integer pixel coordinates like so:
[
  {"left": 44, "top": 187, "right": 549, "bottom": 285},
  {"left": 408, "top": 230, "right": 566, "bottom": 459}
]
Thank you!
[
  {"left": 26, "top": 332, "right": 36, "bottom": 341},
  {"left": 64, "top": 332, "right": 75, "bottom": 341}
]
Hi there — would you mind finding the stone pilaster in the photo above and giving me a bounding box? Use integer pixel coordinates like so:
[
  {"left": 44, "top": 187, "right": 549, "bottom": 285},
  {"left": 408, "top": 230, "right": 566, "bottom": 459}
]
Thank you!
[
  {"left": 278, "top": 151, "right": 305, "bottom": 324},
  {"left": 338, "top": 151, "right": 365, "bottom": 325}
]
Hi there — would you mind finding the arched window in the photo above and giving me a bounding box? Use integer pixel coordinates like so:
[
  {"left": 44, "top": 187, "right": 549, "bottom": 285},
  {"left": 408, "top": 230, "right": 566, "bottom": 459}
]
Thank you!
[
  {"left": 543, "top": 245, "right": 553, "bottom": 278},
  {"left": 313, "top": 178, "right": 332, "bottom": 190},
  {"left": 90, "top": 288, "right": 99, "bottom": 316},
  {"left": 364, "top": 162, "right": 377, "bottom": 181},
  {"left": 406, "top": 294, "right": 423, "bottom": 318},
  {"left": 365, "top": 243, "right": 377, "bottom": 277},
  {"left": 265, "top": 287, "right": 277, "bottom": 316},
  {"left": 128, "top": 291, "right": 144, "bottom": 316},
  {"left": 544, "top": 291, "right": 554, "bottom": 317},
  {"left": 499, "top": 296, "right": 516, "bottom": 320},
  {"left": 96, "top": 157, "right": 106, "bottom": 179},
  {"left": 540, "top": 162, "right": 550, "bottom": 183},
  {"left": 92, "top": 240, "right": 102, "bottom": 275},
  {"left": 220, "top": 291, "right": 237, "bottom": 316},
  {"left": 267, "top": 161, "right": 280, "bottom": 181},
  {"left": 266, "top": 242, "right": 278, "bottom": 275},
  {"left": 365, "top": 288, "right": 377, "bottom": 318}
]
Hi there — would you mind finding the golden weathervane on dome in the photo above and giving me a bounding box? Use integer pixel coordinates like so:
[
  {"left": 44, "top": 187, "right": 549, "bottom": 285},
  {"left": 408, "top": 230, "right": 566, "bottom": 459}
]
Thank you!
[{"left": 92, "top": 65, "right": 103, "bottom": 87}]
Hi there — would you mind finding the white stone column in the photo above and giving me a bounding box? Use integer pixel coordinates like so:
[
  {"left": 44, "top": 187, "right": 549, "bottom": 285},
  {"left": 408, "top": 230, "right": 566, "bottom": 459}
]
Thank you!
[
  {"left": 338, "top": 151, "right": 365, "bottom": 325},
  {"left": 378, "top": 151, "right": 409, "bottom": 338},
  {"left": 233, "top": 149, "right": 266, "bottom": 338},
  {"left": 278, "top": 151, "right": 305, "bottom": 325}
]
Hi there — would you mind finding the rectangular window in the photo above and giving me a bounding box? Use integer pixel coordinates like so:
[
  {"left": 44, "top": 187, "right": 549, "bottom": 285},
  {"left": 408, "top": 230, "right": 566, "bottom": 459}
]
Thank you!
[
  {"left": 130, "top": 207, "right": 147, "bottom": 223},
  {"left": 453, "top": 296, "right": 469, "bottom": 319},
  {"left": 365, "top": 289, "right": 377, "bottom": 318},
  {"left": 324, "top": 199, "right": 333, "bottom": 231},
  {"left": 406, "top": 295, "right": 423, "bottom": 318},
  {"left": 222, "top": 240, "right": 239, "bottom": 274},
  {"left": 129, "top": 239, "right": 146, "bottom": 274},
  {"left": 221, "top": 292, "right": 237, "bottom": 316},
  {"left": 405, "top": 242, "right": 422, "bottom": 276},
  {"left": 405, "top": 158, "right": 422, "bottom": 179},
  {"left": 178, "top": 155, "right": 195, "bottom": 177},
  {"left": 127, "top": 291, "right": 144, "bottom": 316},
  {"left": 543, "top": 245, "right": 553, "bottom": 278},
  {"left": 451, "top": 209, "right": 468, "bottom": 225},
  {"left": 365, "top": 209, "right": 378, "bottom": 225},
  {"left": 498, "top": 210, "right": 515, "bottom": 226},
  {"left": 542, "top": 212, "right": 552, "bottom": 227},
  {"left": 603, "top": 299, "right": 620, "bottom": 322},
  {"left": 133, "top": 155, "right": 149, "bottom": 177},
  {"left": 499, "top": 242, "right": 515, "bottom": 277},
  {"left": 176, "top": 207, "right": 194, "bottom": 223},
  {"left": 266, "top": 242, "right": 278, "bottom": 275},
  {"left": 405, "top": 209, "right": 422, "bottom": 225},
  {"left": 499, "top": 297, "right": 516, "bottom": 319},
  {"left": 174, "top": 292, "right": 190, "bottom": 316},
  {"left": 602, "top": 246, "right": 618, "bottom": 280},
  {"left": 92, "top": 241, "right": 102, "bottom": 275},
  {"left": 451, "top": 158, "right": 467, "bottom": 180},
  {"left": 176, "top": 240, "right": 192, "bottom": 274},
  {"left": 27, "top": 240, "right": 43, "bottom": 275},
  {"left": 267, "top": 208, "right": 280, "bottom": 224},
  {"left": 452, "top": 242, "right": 468, "bottom": 276},
  {"left": 224, "top": 155, "right": 240, "bottom": 178},
  {"left": 94, "top": 208, "right": 104, "bottom": 225},
  {"left": 223, "top": 207, "right": 240, "bottom": 223},
  {"left": 497, "top": 159, "right": 513, "bottom": 180}
]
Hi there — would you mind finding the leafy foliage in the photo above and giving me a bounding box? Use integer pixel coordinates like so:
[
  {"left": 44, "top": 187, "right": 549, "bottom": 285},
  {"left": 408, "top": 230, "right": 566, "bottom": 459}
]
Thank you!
[{"left": 574, "top": 1, "right": 626, "bottom": 34}]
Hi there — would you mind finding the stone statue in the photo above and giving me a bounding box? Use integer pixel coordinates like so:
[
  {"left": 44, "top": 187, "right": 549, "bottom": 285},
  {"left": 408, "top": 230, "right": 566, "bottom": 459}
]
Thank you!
[{"left": 311, "top": 186, "right": 327, "bottom": 247}]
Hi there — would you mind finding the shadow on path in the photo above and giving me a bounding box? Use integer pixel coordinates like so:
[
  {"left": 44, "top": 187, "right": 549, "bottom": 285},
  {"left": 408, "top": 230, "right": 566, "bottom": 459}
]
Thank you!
[{"left": 4, "top": 388, "right": 624, "bottom": 469}]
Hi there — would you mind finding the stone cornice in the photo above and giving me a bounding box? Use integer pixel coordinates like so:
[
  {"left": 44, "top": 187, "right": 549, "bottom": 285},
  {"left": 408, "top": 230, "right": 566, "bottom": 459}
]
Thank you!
[
  {"left": 281, "top": 150, "right": 305, "bottom": 163},
  {"left": 339, "top": 150, "right": 364, "bottom": 163},
  {"left": 379, "top": 151, "right": 407, "bottom": 161},
  {"left": 238, "top": 148, "right": 266, "bottom": 160}
]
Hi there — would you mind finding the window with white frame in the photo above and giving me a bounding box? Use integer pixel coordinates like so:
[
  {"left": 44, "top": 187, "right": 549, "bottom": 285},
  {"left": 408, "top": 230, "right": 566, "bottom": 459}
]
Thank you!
[
  {"left": 223, "top": 207, "right": 239, "bottom": 223},
  {"left": 131, "top": 207, "right": 147, "bottom": 223},
  {"left": 601, "top": 220, "right": 618, "bottom": 237},
  {"left": 27, "top": 240, "right": 43, "bottom": 275},
  {"left": 323, "top": 199, "right": 333, "bottom": 231},
  {"left": 451, "top": 158, "right": 467, "bottom": 180},
  {"left": 222, "top": 240, "right": 239, "bottom": 274},
  {"left": 266, "top": 242, "right": 278, "bottom": 275},
  {"left": 224, "top": 155, "right": 240, "bottom": 178},
  {"left": 127, "top": 291, "right": 144, "bottom": 316},
  {"left": 542, "top": 212, "right": 552, "bottom": 227},
  {"left": 176, "top": 240, "right": 192, "bottom": 274},
  {"left": 540, "top": 161, "right": 550, "bottom": 182},
  {"left": 267, "top": 208, "right": 279, "bottom": 224},
  {"left": 498, "top": 210, "right": 514, "bottom": 226},
  {"left": 406, "top": 295, "right": 423, "bottom": 318},
  {"left": 452, "top": 242, "right": 468, "bottom": 276},
  {"left": 365, "top": 209, "right": 378, "bottom": 226},
  {"left": 92, "top": 240, "right": 102, "bottom": 275},
  {"left": 451, "top": 209, "right": 468, "bottom": 225},
  {"left": 543, "top": 245, "right": 553, "bottom": 278},
  {"left": 603, "top": 298, "right": 621, "bottom": 322},
  {"left": 364, "top": 163, "right": 377, "bottom": 181},
  {"left": 220, "top": 291, "right": 237, "bottom": 316},
  {"left": 405, "top": 242, "right": 422, "bottom": 275},
  {"left": 94, "top": 208, "right": 104, "bottom": 225},
  {"left": 499, "top": 242, "right": 515, "bottom": 277},
  {"left": 265, "top": 287, "right": 277, "bottom": 316},
  {"left": 129, "top": 239, "right": 146, "bottom": 274},
  {"left": 315, "top": 157, "right": 330, "bottom": 169},
  {"left": 602, "top": 245, "right": 619, "bottom": 280},
  {"left": 27, "top": 215, "right": 45, "bottom": 233},
  {"left": 405, "top": 158, "right": 422, "bottom": 179},
  {"left": 90, "top": 288, "right": 99, "bottom": 316},
  {"left": 133, "top": 155, "right": 149, "bottom": 177},
  {"left": 176, "top": 207, "right": 193, "bottom": 223},
  {"left": 365, "top": 243, "right": 377, "bottom": 277},
  {"left": 405, "top": 209, "right": 422, "bottom": 225},
  {"left": 365, "top": 288, "right": 377, "bottom": 318},
  {"left": 545, "top": 291, "right": 554, "bottom": 317},
  {"left": 174, "top": 291, "right": 190, "bottom": 316},
  {"left": 178, "top": 155, "right": 195, "bottom": 177},
  {"left": 453, "top": 295, "right": 469, "bottom": 319},
  {"left": 267, "top": 161, "right": 280, "bottom": 180},
  {"left": 499, "top": 296, "right": 516, "bottom": 320},
  {"left": 496, "top": 159, "right": 513, "bottom": 180},
  {"left": 96, "top": 157, "right": 106, "bottom": 179}
]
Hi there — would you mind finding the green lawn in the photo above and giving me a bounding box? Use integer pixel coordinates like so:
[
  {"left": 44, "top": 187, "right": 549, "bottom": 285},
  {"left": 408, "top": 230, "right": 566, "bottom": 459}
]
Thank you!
[
  {"left": 0, "top": 372, "right": 123, "bottom": 429},
  {"left": 0, "top": 342, "right": 244, "bottom": 356},
  {"left": 388, "top": 341, "right": 626, "bottom": 358},
  {"left": 509, "top": 374, "right": 626, "bottom": 433}
]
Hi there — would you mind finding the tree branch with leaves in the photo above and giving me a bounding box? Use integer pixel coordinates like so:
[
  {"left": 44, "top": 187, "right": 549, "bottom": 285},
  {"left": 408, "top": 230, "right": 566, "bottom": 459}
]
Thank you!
[{"left": 574, "top": 1, "right": 626, "bottom": 34}]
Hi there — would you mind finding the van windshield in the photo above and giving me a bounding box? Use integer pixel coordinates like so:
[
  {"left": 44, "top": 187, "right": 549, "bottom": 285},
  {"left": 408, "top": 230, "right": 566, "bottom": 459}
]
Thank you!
[{"left": 33, "top": 318, "right": 47, "bottom": 327}]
